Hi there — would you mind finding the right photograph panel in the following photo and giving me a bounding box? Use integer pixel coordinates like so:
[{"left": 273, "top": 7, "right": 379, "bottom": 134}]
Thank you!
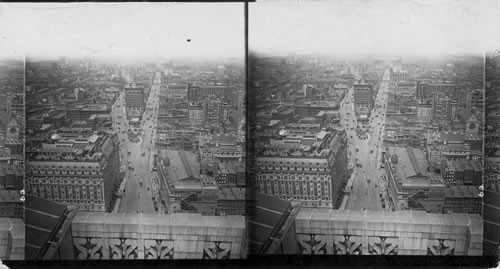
[
  {"left": 248, "top": 0, "right": 499, "bottom": 256},
  {"left": 484, "top": 48, "right": 500, "bottom": 257}
]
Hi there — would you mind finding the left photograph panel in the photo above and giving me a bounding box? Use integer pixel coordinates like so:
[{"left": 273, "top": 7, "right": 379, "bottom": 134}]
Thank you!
[
  {"left": 0, "top": 52, "right": 25, "bottom": 260},
  {"left": 0, "top": 3, "right": 247, "bottom": 260}
]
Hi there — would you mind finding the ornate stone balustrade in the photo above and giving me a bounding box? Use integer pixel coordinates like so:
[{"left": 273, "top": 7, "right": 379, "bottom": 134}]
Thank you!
[
  {"left": 71, "top": 212, "right": 246, "bottom": 260},
  {"left": 0, "top": 218, "right": 24, "bottom": 260},
  {"left": 295, "top": 209, "right": 482, "bottom": 256}
]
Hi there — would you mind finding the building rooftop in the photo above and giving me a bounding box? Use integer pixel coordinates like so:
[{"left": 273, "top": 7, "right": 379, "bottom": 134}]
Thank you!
[
  {"left": 69, "top": 103, "right": 109, "bottom": 112},
  {"left": 446, "top": 160, "right": 456, "bottom": 172},
  {"left": 0, "top": 148, "right": 11, "bottom": 159},
  {"left": 0, "top": 190, "right": 21, "bottom": 203},
  {"left": 27, "top": 115, "right": 44, "bottom": 121},
  {"left": 440, "top": 131, "right": 465, "bottom": 143},
  {"left": 218, "top": 161, "right": 244, "bottom": 175},
  {"left": 453, "top": 160, "right": 465, "bottom": 172},
  {"left": 296, "top": 100, "right": 338, "bottom": 107},
  {"left": 257, "top": 130, "right": 343, "bottom": 159},
  {"left": 445, "top": 185, "right": 480, "bottom": 198},
  {"left": 0, "top": 217, "right": 24, "bottom": 260},
  {"left": 27, "top": 133, "right": 115, "bottom": 162},
  {"left": 58, "top": 127, "right": 94, "bottom": 133},
  {"left": 213, "top": 134, "right": 238, "bottom": 145},
  {"left": 393, "top": 147, "right": 428, "bottom": 178},
  {"left": 388, "top": 147, "right": 444, "bottom": 187},
  {"left": 0, "top": 163, "right": 24, "bottom": 177},
  {"left": 280, "top": 107, "right": 295, "bottom": 115},
  {"left": 163, "top": 149, "right": 213, "bottom": 190},
  {"left": 125, "top": 85, "right": 144, "bottom": 91},
  {"left": 51, "top": 111, "right": 66, "bottom": 119},
  {"left": 465, "top": 159, "right": 482, "bottom": 171},
  {"left": 256, "top": 111, "right": 272, "bottom": 118},
  {"left": 465, "top": 134, "right": 482, "bottom": 141},
  {"left": 354, "top": 82, "right": 373, "bottom": 87},
  {"left": 40, "top": 124, "right": 52, "bottom": 131},
  {"left": 286, "top": 123, "right": 322, "bottom": 129},
  {"left": 294, "top": 208, "right": 482, "bottom": 243},
  {"left": 196, "top": 84, "right": 233, "bottom": 89},
  {"left": 218, "top": 188, "right": 245, "bottom": 200},
  {"left": 165, "top": 149, "right": 200, "bottom": 180},
  {"left": 397, "top": 81, "right": 417, "bottom": 87},
  {"left": 443, "top": 143, "right": 469, "bottom": 152}
]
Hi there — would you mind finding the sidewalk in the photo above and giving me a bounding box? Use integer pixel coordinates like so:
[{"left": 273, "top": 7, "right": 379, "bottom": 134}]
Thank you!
[
  {"left": 340, "top": 172, "right": 355, "bottom": 210},
  {"left": 112, "top": 171, "right": 129, "bottom": 213},
  {"left": 340, "top": 194, "right": 349, "bottom": 210},
  {"left": 112, "top": 198, "right": 121, "bottom": 213}
]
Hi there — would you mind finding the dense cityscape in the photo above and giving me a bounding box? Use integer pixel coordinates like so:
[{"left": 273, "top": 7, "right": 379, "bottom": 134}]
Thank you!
[
  {"left": 22, "top": 57, "right": 247, "bottom": 259},
  {"left": 24, "top": 58, "right": 245, "bottom": 215},
  {"left": 9, "top": 3, "right": 249, "bottom": 260},
  {"left": 246, "top": 0, "right": 494, "bottom": 257},
  {"left": 249, "top": 54, "right": 484, "bottom": 214},
  {"left": 484, "top": 49, "right": 500, "bottom": 257},
  {"left": 0, "top": 59, "right": 25, "bottom": 260}
]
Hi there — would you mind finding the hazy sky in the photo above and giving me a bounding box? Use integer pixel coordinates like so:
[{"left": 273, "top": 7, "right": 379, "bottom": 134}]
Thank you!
[
  {"left": 0, "top": 3, "right": 244, "bottom": 60},
  {"left": 250, "top": 0, "right": 500, "bottom": 57}
]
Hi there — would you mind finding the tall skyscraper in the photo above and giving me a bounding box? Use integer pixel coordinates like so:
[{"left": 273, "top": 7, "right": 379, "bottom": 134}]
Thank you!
[
  {"left": 125, "top": 84, "right": 145, "bottom": 121},
  {"left": 353, "top": 81, "right": 373, "bottom": 119}
]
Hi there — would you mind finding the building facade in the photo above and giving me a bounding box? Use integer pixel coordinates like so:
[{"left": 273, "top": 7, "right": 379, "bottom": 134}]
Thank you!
[
  {"left": 25, "top": 133, "right": 121, "bottom": 211},
  {"left": 255, "top": 130, "right": 348, "bottom": 208},
  {"left": 417, "top": 100, "right": 433, "bottom": 123},
  {"left": 443, "top": 185, "right": 481, "bottom": 214},
  {"left": 188, "top": 102, "right": 204, "bottom": 126},
  {"left": 125, "top": 85, "right": 145, "bottom": 118},
  {"left": 353, "top": 82, "right": 373, "bottom": 118}
]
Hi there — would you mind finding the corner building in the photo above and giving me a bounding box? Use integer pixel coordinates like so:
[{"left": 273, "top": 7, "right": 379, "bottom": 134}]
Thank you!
[
  {"left": 255, "top": 130, "right": 348, "bottom": 208},
  {"left": 125, "top": 85, "right": 145, "bottom": 120},
  {"left": 25, "top": 133, "right": 121, "bottom": 211},
  {"left": 353, "top": 81, "right": 373, "bottom": 120}
]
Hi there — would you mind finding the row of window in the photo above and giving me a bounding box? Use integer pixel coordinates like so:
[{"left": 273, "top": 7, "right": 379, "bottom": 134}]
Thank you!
[
  {"left": 30, "top": 165, "right": 100, "bottom": 170},
  {"left": 260, "top": 181, "right": 330, "bottom": 197},
  {"left": 260, "top": 179, "right": 331, "bottom": 189},
  {"left": 278, "top": 194, "right": 332, "bottom": 202},
  {"left": 257, "top": 165, "right": 328, "bottom": 172},
  {"left": 31, "top": 184, "right": 103, "bottom": 201},
  {"left": 258, "top": 173, "right": 330, "bottom": 182},
  {"left": 278, "top": 195, "right": 332, "bottom": 207},
  {"left": 34, "top": 190, "right": 105, "bottom": 204},
  {"left": 29, "top": 169, "right": 102, "bottom": 176},
  {"left": 27, "top": 178, "right": 102, "bottom": 185}
]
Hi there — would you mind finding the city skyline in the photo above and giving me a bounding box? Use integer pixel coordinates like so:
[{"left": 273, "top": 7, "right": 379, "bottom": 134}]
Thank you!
[
  {"left": 250, "top": 0, "right": 500, "bottom": 57},
  {"left": 0, "top": 3, "right": 244, "bottom": 60}
]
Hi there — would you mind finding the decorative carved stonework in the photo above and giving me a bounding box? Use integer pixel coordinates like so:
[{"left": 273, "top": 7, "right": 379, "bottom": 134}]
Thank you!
[
  {"left": 144, "top": 239, "right": 174, "bottom": 259},
  {"left": 297, "top": 234, "right": 328, "bottom": 254},
  {"left": 202, "top": 241, "right": 231, "bottom": 259},
  {"left": 368, "top": 236, "right": 398, "bottom": 255},
  {"left": 427, "top": 239, "right": 455, "bottom": 256},
  {"left": 74, "top": 237, "right": 103, "bottom": 259},
  {"left": 333, "top": 235, "right": 362, "bottom": 255},
  {"left": 109, "top": 238, "right": 138, "bottom": 259}
]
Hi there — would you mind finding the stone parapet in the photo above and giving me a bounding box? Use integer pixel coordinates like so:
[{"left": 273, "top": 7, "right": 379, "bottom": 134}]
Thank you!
[
  {"left": 295, "top": 209, "right": 482, "bottom": 256},
  {"left": 71, "top": 212, "right": 246, "bottom": 260},
  {"left": 0, "top": 218, "right": 25, "bottom": 260}
]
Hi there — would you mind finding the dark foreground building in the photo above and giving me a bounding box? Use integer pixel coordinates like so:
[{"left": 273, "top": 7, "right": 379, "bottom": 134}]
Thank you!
[
  {"left": 25, "top": 195, "right": 78, "bottom": 259},
  {"left": 248, "top": 192, "right": 301, "bottom": 255}
]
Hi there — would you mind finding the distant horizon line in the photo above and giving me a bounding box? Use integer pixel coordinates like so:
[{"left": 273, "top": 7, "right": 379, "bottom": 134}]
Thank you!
[{"left": 248, "top": 50, "right": 487, "bottom": 59}]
